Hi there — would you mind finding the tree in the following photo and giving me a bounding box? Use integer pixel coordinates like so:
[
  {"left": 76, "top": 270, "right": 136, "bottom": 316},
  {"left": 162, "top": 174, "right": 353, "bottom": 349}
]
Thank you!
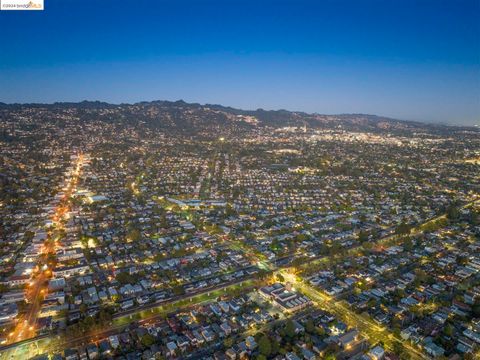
[
  {"left": 317, "top": 326, "right": 326, "bottom": 336},
  {"left": 24, "top": 230, "right": 35, "bottom": 241},
  {"left": 285, "top": 320, "right": 296, "bottom": 339},
  {"left": 421, "top": 218, "right": 447, "bottom": 233},
  {"left": 223, "top": 337, "right": 234, "bottom": 348},
  {"left": 392, "top": 341, "right": 409, "bottom": 359},
  {"left": 172, "top": 285, "right": 185, "bottom": 296},
  {"left": 414, "top": 269, "right": 431, "bottom": 284},
  {"left": 291, "top": 256, "right": 307, "bottom": 268},
  {"left": 471, "top": 302, "right": 480, "bottom": 317},
  {"left": 357, "top": 230, "right": 368, "bottom": 243},
  {"left": 403, "top": 236, "right": 414, "bottom": 251},
  {"left": 468, "top": 209, "right": 479, "bottom": 225},
  {"left": 258, "top": 335, "right": 272, "bottom": 357},
  {"left": 271, "top": 337, "right": 280, "bottom": 355},
  {"left": 116, "top": 272, "right": 134, "bottom": 285},
  {"left": 276, "top": 273, "right": 285, "bottom": 283},
  {"left": 79, "top": 303, "right": 88, "bottom": 314},
  {"left": 446, "top": 204, "right": 460, "bottom": 220},
  {"left": 395, "top": 221, "right": 411, "bottom": 235},
  {"left": 57, "top": 309, "right": 68, "bottom": 318},
  {"left": 127, "top": 228, "right": 141, "bottom": 242},
  {"left": 362, "top": 241, "right": 373, "bottom": 251},
  {"left": 305, "top": 319, "right": 315, "bottom": 334},
  {"left": 295, "top": 234, "right": 308, "bottom": 242},
  {"left": 443, "top": 323, "right": 454, "bottom": 337},
  {"left": 141, "top": 333, "right": 156, "bottom": 347},
  {"left": 98, "top": 309, "right": 112, "bottom": 324}
]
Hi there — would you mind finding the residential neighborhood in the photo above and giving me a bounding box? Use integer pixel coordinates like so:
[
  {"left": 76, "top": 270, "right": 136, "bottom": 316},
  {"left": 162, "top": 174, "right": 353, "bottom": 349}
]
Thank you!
[{"left": 0, "top": 101, "right": 479, "bottom": 359}]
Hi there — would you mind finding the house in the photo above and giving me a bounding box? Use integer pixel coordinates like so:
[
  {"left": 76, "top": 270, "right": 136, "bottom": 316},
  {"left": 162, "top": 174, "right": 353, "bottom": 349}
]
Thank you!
[
  {"left": 120, "top": 299, "right": 134, "bottom": 310},
  {"left": 53, "top": 263, "right": 89, "bottom": 278},
  {"left": 0, "top": 303, "right": 18, "bottom": 323},
  {"left": 338, "top": 329, "right": 360, "bottom": 349},
  {"left": 166, "top": 341, "right": 177, "bottom": 356},
  {"left": 202, "top": 328, "right": 215, "bottom": 342},
  {"left": 0, "top": 291, "right": 24, "bottom": 305},
  {"left": 220, "top": 321, "right": 232, "bottom": 335},
  {"left": 330, "top": 321, "right": 347, "bottom": 335},
  {"left": 463, "top": 329, "right": 480, "bottom": 344},
  {"left": 368, "top": 345, "right": 385, "bottom": 360},
  {"left": 108, "top": 335, "right": 120, "bottom": 349},
  {"left": 64, "top": 349, "right": 79, "bottom": 360},
  {"left": 48, "top": 278, "right": 66, "bottom": 291},
  {"left": 259, "top": 283, "right": 312, "bottom": 312},
  {"left": 301, "top": 347, "right": 316, "bottom": 360},
  {"left": 7, "top": 273, "right": 30, "bottom": 287},
  {"left": 245, "top": 336, "right": 257, "bottom": 350},
  {"left": 424, "top": 341, "right": 445, "bottom": 357},
  {"left": 285, "top": 352, "right": 301, "bottom": 360},
  {"left": 86, "top": 344, "right": 99, "bottom": 359},
  {"left": 225, "top": 348, "right": 236, "bottom": 360}
]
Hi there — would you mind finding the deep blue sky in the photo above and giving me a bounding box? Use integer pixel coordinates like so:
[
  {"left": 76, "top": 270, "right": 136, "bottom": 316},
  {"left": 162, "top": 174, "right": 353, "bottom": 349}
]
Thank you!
[{"left": 1, "top": 0, "right": 479, "bottom": 125}]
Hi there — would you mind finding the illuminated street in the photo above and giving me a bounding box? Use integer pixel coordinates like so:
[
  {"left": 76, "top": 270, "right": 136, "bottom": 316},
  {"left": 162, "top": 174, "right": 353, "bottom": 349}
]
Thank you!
[
  {"left": 279, "top": 269, "right": 429, "bottom": 360},
  {"left": 4, "top": 154, "right": 85, "bottom": 350}
]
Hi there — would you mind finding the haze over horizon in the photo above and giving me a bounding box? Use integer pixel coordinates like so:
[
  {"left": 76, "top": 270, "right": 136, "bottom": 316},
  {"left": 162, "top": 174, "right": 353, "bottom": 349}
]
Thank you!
[
  {"left": 0, "top": 98, "right": 477, "bottom": 129},
  {"left": 1, "top": 0, "right": 479, "bottom": 126}
]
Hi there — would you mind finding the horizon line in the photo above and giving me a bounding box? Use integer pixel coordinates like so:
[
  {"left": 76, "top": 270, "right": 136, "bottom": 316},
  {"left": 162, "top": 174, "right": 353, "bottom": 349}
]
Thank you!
[{"left": 0, "top": 98, "right": 478, "bottom": 128}]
